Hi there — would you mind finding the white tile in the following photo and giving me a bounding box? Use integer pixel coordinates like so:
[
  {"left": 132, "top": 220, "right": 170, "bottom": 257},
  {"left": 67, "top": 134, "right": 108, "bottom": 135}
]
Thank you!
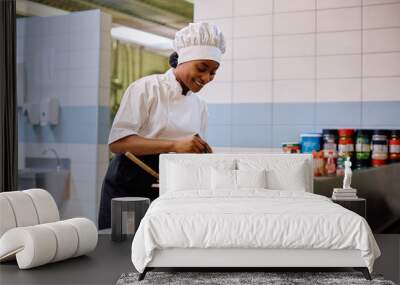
[
  {"left": 43, "top": 15, "right": 70, "bottom": 35},
  {"left": 317, "top": 7, "right": 361, "bottom": 32},
  {"left": 317, "top": 31, "right": 361, "bottom": 55},
  {"left": 69, "top": 50, "right": 100, "bottom": 69},
  {"left": 69, "top": 68, "right": 99, "bottom": 88},
  {"left": 273, "top": 79, "right": 315, "bottom": 102},
  {"left": 273, "top": 57, "right": 315, "bottom": 79},
  {"left": 18, "top": 143, "right": 25, "bottom": 169},
  {"left": 24, "top": 85, "right": 41, "bottom": 104},
  {"left": 363, "top": 3, "right": 400, "bottom": 29},
  {"left": 363, "top": 52, "right": 400, "bottom": 76},
  {"left": 60, "top": 199, "right": 96, "bottom": 221},
  {"left": 234, "top": 15, "right": 272, "bottom": 37},
  {"left": 16, "top": 37, "right": 24, "bottom": 62},
  {"left": 25, "top": 16, "right": 46, "bottom": 36},
  {"left": 71, "top": 162, "right": 97, "bottom": 183},
  {"left": 363, "top": 0, "right": 400, "bottom": 6},
  {"left": 223, "top": 39, "right": 233, "bottom": 59},
  {"left": 55, "top": 51, "right": 69, "bottom": 69},
  {"left": 317, "top": 78, "right": 361, "bottom": 102},
  {"left": 195, "top": 0, "right": 233, "bottom": 19},
  {"left": 274, "top": 34, "right": 315, "bottom": 57},
  {"left": 363, "top": 77, "right": 400, "bottom": 101},
  {"left": 69, "top": 31, "right": 100, "bottom": 51},
  {"left": 317, "top": 0, "right": 361, "bottom": 9},
  {"left": 214, "top": 60, "right": 232, "bottom": 82},
  {"left": 67, "top": 87, "right": 98, "bottom": 106},
  {"left": 67, "top": 144, "right": 97, "bottom": 163},
  {"left": 42, "top": 35, "right": 69, "bottom": 53},
  {"left": 70, "top": 10, "right": 101, "bottom": 33},
  {"left": 234, "top": 59, "right": 273, "bottom": 81},
  {"left": 43, "top": 85, "right": 69, "bottom": 106},
  {"left": 233, "top": 37, "right": 272, "bottom": 59},
  {"left": 24, "top": 37, "right": 41, "bottom": 59},
  {"left": 202, "top": 18, "right": 233, "bottom": 39},
  {"left": 234, "top": 0, "right": 273, "bottom": 16},
  {"left": 23, "top": 143, "right": 41, "bottom": 158},
  {"left": 274, "top": 0, "right": 315, "bottom": 12},
  {"left": 233, "top": 81, "right": 272, "bottom": 103},
  {"left": 198, "top": 82, "right": 232, "bottom": 104},
  {"left": 69, "top": 179, "right": 91, "bottom": 202},
  {"left": 16, "top": 18, "right": 26, "bottom": 37},
  {"left": 50, "top": 69, "right": 69, "bottom": 88},
  {"left": 317, "top": 55, "right": 361, "bottom": 78},
  {"left": 273, "top": 11, "right": 315, "bottom": 35},
  {"left": 363, "top": 28, "right": 400, "bottom": 53}
]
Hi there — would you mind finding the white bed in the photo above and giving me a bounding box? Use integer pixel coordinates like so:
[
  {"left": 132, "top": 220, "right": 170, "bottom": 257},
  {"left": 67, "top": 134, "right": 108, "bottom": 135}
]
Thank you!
[{"left": 131, "top": 153, "right": 380, "bottom": 280}]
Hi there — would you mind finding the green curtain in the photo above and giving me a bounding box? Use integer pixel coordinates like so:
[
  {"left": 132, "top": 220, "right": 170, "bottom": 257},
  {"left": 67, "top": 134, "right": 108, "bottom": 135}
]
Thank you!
[{"left": 110, "top": 40, "right": 170, "bottom": 119}]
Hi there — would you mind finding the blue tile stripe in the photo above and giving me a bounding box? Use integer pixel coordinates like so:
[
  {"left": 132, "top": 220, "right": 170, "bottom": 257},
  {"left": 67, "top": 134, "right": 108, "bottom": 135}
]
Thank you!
[
  {"left": 19, "top": 106, "right": 110, "bottom": 144},
  {"left": 207, "top": 101, "right": 400, "bottom": 148},
  {"left": 18, "top": 102, "right": 399, "bottom": 148}
]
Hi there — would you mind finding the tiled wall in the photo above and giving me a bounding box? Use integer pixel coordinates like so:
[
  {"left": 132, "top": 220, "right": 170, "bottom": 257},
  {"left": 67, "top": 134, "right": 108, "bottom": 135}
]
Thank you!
[
  {"left": 195, "top": 0, "right": 400, "bottom": 149},
  {"left": 16, "top": 10, "right": 111, "bottom": 223}
]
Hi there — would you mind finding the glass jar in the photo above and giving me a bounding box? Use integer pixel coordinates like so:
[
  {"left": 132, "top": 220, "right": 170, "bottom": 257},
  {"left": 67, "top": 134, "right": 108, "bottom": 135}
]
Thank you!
[
  {"left": 322, "top": 129, "right": 338, "bottom": 159},
  {"left": 354, "top": 129, "right": 371, "bottom": 170},
  {"left": 337, "top": 129, "right": 354, "bottom": 175},
  {"left": 371, "top": 129, "right": 388, "bottom": 167},
  {"left": 312, "top": 150, "right": 325, "bottom": 176},
  {"left": 389, "top": 130, "right": 400, "bottom": 163},
  {"left": 325, "top": 150, "right": 336, "bottom": 176}
]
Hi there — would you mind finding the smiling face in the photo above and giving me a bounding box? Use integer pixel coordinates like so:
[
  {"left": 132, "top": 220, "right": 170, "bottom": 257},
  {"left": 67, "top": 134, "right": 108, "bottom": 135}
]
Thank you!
[{"left": 174, "top": 60, "right": 220, "bottom": 93}]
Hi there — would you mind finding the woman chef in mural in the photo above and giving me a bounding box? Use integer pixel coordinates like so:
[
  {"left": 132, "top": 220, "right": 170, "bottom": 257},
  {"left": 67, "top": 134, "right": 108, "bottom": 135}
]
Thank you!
[{"left": 98, "top": 22, "right": 226, "bottom": 229}]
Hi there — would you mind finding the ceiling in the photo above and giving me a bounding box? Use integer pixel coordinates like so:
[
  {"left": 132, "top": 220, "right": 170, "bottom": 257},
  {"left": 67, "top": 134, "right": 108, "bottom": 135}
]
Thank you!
[{"left": 27, "top": 0, "right": 193, "bottom": 38}]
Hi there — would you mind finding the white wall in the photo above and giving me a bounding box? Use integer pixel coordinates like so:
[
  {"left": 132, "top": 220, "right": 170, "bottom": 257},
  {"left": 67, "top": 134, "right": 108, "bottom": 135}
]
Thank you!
[
  {"left": 195, "top": 0, "right": 400, "bottom": 148},
  {"left": 17, "top": 10, "right": 112, "bottom": 223}
]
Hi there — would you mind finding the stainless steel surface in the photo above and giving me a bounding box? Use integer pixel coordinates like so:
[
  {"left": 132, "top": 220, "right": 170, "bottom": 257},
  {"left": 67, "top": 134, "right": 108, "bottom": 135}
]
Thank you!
[{"left": 17, "top": 157, "right": 71, "bottom": 206}]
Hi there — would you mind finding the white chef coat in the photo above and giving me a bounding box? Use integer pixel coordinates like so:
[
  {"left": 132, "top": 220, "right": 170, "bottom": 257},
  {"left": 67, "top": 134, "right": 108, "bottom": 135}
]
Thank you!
[{"left": 108, "top": 69, "right": 208, "bottom": 144}]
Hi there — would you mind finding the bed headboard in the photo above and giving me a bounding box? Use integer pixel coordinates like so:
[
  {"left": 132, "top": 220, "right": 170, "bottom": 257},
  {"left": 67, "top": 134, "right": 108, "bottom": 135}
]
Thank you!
[{"left": 159, "top": 153, "right": 313, "bottom": 195}]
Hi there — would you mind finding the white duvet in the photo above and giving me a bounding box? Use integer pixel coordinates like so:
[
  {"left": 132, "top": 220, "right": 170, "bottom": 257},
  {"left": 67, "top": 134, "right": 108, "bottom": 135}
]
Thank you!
[{"left": 131, "top": 190, "right": 380, "bottom": 273}]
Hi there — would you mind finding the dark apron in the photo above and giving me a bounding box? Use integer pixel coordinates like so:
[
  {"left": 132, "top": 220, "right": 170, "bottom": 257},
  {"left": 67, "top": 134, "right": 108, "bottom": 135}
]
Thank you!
[{"left": 98, "top": 154, "right": 159, "bottom": 230}]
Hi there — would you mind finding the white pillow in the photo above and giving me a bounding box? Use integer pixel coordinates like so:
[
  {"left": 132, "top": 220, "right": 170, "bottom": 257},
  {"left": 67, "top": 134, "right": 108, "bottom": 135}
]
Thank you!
[
  {"left": 238, "top": 158, "right": 309, "bottom": 192},
  {"left": 211, "top": 168, "right": 236, "bottom": 190},
  {"left": 237, "top": 169, "right": 267, "bottom": 189},
  {"left": 166, "top": 160, "right": 235, "bottom": 192},
  {"left": 211, "top": 169, "right": 267, "bottom": 190},
  {"left": 266, "top": 163, "right": 307, "bottom": 191}
]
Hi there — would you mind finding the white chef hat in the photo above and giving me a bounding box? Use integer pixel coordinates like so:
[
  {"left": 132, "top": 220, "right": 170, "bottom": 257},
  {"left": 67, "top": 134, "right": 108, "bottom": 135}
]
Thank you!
[{"left": 173, "top": 22, "right": 226, "bottom": 65}]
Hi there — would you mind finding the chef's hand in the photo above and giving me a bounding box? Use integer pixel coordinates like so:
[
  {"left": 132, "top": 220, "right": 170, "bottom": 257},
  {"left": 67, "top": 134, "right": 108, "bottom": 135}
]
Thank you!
[{"left": 173, "top": 135, "right": 213, "bottom": 153}]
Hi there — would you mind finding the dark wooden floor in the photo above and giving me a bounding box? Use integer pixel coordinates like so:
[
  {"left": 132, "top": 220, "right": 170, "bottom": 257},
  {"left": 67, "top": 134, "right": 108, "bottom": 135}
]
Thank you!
[{"left": 0, "top": 234, "right": 398, "bottom": 285}]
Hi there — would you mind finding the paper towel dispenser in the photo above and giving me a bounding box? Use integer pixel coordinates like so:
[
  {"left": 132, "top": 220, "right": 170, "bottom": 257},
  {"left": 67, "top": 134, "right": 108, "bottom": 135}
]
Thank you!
[
  {"left": 23, "top": 97, "right": 59, "bottom": 126},
  {"left": 40, "top": 97, "right": 59, "bottom": 126}
]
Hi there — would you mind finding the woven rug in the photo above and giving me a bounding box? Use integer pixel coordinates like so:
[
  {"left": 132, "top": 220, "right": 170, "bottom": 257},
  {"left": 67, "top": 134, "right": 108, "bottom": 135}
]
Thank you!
[{"left": 116, "top": 271, "right": 396, "bottom": 285}]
